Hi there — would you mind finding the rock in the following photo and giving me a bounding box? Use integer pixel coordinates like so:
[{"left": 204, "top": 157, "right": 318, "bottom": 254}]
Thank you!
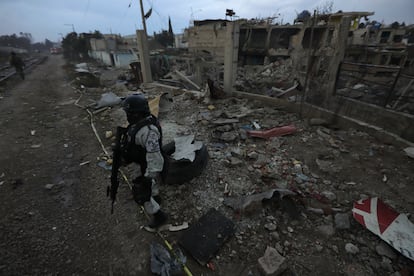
[
  {"left": 375, "top": 242, "right": 397, "bottom": 260},
  {"left": 334, "top": 213, "right": 350, "bottom": 229},
  {"left": 247, "top": 151, "right": 259, "bottom": 160},
  {"left": 321, "top": 191, "right": 336, "bottom": 201},
  {"left": 380, "top": 257, "right": 394, "bottom": 272},
  {"left": 345, "top": 243, "right": 359, "bottom": 254},
  {"left": 228, "top": 156, "right": 243, "bottom": 167},
  {"left": 270, "top": 232, "right": 280, "bottom": 241},
  {"left": 317, "top": 224, "right": 335, "bottom": 237},
  {"left": 216, "top": 125, "right": 233, "bottom": 132},
  {"left": 220, "top": 132, "right": 238, "bottom": 142},
  {"left": 315, "top": 245, "right": 323, "bottom": 252},
  {"left": 44, "top": 184, "right": 55, "bottom": 190},
  {"left": 258, "top": 246, "right": 287, "bottom": 276},
  {"left": 404, "top": 147, "right": 414, "bottom": 158},
  {"left": 309, "top": 118, "right": 329, "bottom": 126},
  {"left": 265, "top": 223, "right": 277, "bottom": 231},
  {"left": 274, "top": 242, "right": 283, "bottom": 254}
]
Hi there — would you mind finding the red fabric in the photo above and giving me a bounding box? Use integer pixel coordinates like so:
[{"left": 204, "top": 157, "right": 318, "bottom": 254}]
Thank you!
[{"left": 246, "top": 125, "right": 297, "bottom": 139}]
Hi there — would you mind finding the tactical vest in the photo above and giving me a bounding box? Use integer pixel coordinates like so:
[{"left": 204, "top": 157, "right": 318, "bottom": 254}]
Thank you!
[{"left": 121, "top": 115, "right": 163, "bottom": 173}]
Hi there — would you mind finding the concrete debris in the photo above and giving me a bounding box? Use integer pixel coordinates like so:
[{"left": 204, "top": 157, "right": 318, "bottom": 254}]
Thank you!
[
  {"left": 317, "top": 224, "right": 335, "bottom": 237},
  {"left": 321, "top": 191, "right": 337, "bottom": 201},
  {"left": 219, "top": 132, "right": 238, "bottom": 142},
  {"left": 258, "top": 246, "right": 287, "bottom": 276},
  {"left": 264, "top": 223, "right": 277, "bottom": 231},
  {"left": 334, "top": 213, "right": 351, "bottom": 230},
  {"left": 404, "top": 147, "right": 414, "bottom": 159},
  {"left": 308, "top": 118, "right": 329, "bottom": 126},
  {"left": 345, "top": 243, "right": 359, "bottom": 254}
]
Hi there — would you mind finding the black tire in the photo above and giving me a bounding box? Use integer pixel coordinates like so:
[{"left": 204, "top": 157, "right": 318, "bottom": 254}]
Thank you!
[{"left": 162, "top": 141, "right": 209, "bottom": 185}]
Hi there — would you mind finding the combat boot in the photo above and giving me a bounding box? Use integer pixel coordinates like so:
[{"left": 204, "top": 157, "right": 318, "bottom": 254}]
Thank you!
[{"left": 148, "top": 210, "right": 168, "bottom": 229}]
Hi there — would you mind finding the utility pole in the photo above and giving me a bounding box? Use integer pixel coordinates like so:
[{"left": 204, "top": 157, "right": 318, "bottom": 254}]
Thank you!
[
  {"left": 139, "top": 0, "right": 148, "bottom": 36},
  {"left": 64, "top": 24, "right": 75, "bottom": 33},
  {"left": 136, "top": 0, "right": 152, "bottom": 83}
]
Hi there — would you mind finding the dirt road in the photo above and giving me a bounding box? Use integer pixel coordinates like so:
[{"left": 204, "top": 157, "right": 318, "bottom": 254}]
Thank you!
[{"left": 0, "top": 55, "right": 156, "bottom": 275}]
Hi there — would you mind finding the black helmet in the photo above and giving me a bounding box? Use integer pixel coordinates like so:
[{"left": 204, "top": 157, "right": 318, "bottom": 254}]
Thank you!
[{"left": 122, "top": 94, "right": 150, "bottom": 115}]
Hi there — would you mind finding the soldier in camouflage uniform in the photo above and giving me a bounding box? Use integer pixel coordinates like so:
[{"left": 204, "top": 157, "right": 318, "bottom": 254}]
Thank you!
[{"left": 120, "top": 94, "right": 168, "bottom": 229}]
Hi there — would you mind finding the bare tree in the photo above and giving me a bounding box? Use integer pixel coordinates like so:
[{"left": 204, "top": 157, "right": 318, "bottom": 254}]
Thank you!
[{"left": 315, "top": 1, "right": 334, "bottom": 15}]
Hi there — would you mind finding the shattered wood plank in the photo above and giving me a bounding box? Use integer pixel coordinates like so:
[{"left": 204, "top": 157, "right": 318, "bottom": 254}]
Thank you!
[
  {"left": 212, "top": 118, "right": 239, "bottom": 125},
  {"left": 174, "top": 70, "right": 201, "bottom": 91},
  {"left": 233, "top": 91, "right": 288, "bottom": 109}
]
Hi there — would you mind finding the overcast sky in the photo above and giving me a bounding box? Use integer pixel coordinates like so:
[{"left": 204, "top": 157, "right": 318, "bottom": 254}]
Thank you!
[{"left": 1, "top": 0, "right": 413, "bottom": 43}]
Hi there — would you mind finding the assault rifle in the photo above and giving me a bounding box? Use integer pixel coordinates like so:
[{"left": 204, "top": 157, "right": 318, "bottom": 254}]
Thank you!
[{"left": 107, "top": 126, "right": 127, "bottom": 214}]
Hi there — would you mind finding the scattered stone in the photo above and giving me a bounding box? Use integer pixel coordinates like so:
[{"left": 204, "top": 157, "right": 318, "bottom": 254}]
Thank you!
[
  {"left": 334, "top": 213, "right": 350, "bottom": 229},
  {"left": 317, "top": 224, "right": 335, "bottom": 237},
  {"left": 247, "top": 151, "right": 259, "bottom": 160},
  {"left": 375, "top": 242, "right": 397, "bottom": 260},
  {"left": 380, "top": 257, "right": 394, "bottom": 272},
  {"left": 216, "top": 125, "right": 233, "bottom": 132},
  {"left": 274, "top": 242, "right": 283, "bottom": 254},
  {"left": 270, "top": 232, "right": 280, "bottom": 241},
  {"left": 44, "top": 184, "right": 55, "bottom": 190},
  {"left": 220, "top": 132, "right": 238, "bottom": 142},
  {"left": 105, "top": 130, "right": 113, "bottom": 139},
  {"left": 404, "top": 147, "right": 414, "bottom": 159},
  {"left": 315, "top": 245, "right": 323, "bottom": 252},
  {"left": 258, "top": 246, "right": 287, "bottom": 276},
  {"left": 345, "top": 243, "right": 359, "bottom": 254},
  {"left": 227, "top": 156, "right": 243, "bottom": 167},
  {"left": 265, "top": 223, "right": 277, "bottom": 231},
  {"left": 287, "top": 227, "right": 293, "bottom": 233},
  {"left": 321, "top": 191, "right": 336, "bottom": 201}
]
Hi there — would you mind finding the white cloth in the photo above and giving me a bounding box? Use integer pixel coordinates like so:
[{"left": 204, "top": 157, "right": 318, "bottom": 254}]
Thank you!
[
  {"left": 134, "top": 123, "right": 164, "bottom": 214},
  {"left": 134, "top": 124, "right": 164, "bottom": 178}
]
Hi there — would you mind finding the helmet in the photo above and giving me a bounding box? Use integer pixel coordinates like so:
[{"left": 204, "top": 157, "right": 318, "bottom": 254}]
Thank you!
[{"left": 122, "top": 94, "right": 150, "bottom": 115}]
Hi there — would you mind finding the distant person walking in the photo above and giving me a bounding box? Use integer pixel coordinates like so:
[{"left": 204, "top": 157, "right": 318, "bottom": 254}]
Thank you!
[{"left": 9, "top": 52, "right": 25, "bottom": 80}]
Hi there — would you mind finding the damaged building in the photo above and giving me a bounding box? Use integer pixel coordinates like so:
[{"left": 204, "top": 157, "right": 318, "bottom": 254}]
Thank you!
[
  {"left": 86, "top": 10, "right": 414, "bottom": 144},
  {"left": 183, "top": 11, "right": 414, "bottom": 144}
]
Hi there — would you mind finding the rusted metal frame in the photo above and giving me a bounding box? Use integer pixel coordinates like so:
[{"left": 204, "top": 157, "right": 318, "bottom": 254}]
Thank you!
[{"left": 384, "top": 67, "right": 402, "bottom": 107}]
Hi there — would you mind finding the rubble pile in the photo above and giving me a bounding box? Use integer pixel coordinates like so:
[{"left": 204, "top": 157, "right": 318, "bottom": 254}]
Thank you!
[
  {"left": 235, "top": 59, "right": 294, "bottom": 95},
  {"left": 71, "top": 62, "right": 414, "bottom": 275}
]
